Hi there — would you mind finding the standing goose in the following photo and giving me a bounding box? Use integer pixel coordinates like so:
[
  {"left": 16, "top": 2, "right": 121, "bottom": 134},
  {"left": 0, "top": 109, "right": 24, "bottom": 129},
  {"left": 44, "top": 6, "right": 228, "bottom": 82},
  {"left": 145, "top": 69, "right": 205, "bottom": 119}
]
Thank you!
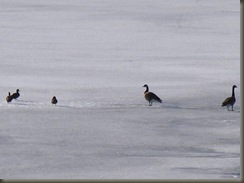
[
  {"left": 143, "top": 84, "right": 162, "bottom": 106},
  {"left": 11, "top": 89, "right": 20, "bottom": 100},
  {"left": 6, "top": 92, "right": 13, "bottom": 103},
  {"left": 221, "top": 85, "right": 237, "bottom": 111},
  {"left": 51, "top": 96, "right": 58, "bottom": 105}
]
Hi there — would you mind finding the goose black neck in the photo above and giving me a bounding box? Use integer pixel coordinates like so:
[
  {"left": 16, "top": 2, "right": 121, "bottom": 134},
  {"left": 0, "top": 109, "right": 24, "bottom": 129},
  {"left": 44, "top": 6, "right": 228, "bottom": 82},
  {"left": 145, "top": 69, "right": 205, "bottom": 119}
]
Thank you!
[
  {"left": 232, "top": 86, "right": 235, "bottom": 97},
  {"left": 144, "top": 86, "right": 149, "bottom": 93}
]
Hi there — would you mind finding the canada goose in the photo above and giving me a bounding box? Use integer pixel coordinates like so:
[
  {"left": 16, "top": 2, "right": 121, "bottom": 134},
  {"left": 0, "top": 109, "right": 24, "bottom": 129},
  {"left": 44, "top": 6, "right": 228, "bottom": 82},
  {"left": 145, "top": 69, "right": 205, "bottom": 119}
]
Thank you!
[
  {"left": 6, "top": 92, "right": 13, "bottom": 103},
  {"left": 11, "top": 89, "right": 20, "bottom": 100},
  {"left": 51, "top": 96, "right": 58, "bottom": 105},
  {"left": 221, "top": 85, "right": 237, "bottom": 111},
  {"left": 143, "top": 84, "right": 162, "bottom": 106}
]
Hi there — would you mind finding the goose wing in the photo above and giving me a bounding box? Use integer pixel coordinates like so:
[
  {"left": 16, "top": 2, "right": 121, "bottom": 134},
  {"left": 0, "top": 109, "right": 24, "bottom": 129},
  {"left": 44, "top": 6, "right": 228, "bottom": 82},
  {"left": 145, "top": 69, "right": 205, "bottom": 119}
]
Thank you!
[
  {"left": 148, "top": 92, "right": 162, "bottom": 103},
  {"left": 222, "top": 97, "right": 232, "bottom": 106}
]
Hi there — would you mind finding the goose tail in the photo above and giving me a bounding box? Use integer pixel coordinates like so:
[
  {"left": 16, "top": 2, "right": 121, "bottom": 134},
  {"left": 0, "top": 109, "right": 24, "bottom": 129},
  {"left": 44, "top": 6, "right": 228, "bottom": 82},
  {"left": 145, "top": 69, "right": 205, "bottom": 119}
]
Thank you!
[{"left": 155, "top": 95, "right": 162, "bottom": 103}]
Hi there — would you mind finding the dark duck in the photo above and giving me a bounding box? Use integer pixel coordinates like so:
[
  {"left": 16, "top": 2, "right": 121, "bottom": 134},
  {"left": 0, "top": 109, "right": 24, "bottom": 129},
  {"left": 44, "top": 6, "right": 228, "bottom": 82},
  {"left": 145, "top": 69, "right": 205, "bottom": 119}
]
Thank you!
[
  {"left": 51, "top": 96, "right": 58, "bottom": 105},
  {"left": 11, "top": 89, "right": 20, "bottom": 100},
  {"left": 6, "top": 92, "right": 13, "bottom": 103}
]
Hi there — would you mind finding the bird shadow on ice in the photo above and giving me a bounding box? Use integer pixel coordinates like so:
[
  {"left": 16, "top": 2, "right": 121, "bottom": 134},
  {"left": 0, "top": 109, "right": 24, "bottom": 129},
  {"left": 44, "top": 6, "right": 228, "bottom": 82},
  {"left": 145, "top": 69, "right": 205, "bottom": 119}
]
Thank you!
[
  {"left": 55, "top": 104, "right": 81, "bottom": 109},
  {"left": 2, "top": 99, "right": 240, "bottom": 113},
  {"left": 7, "top": 100, "right": 34, "bottom": 105},
  {"left": 162, "top": 103, "right": 211, "bottom": 110},
  {"left": 15, "top": 99, "right": 36, "bottom": 103},
  {"left": 172, "top": 167, "right": 240, "bottom": 179},
  {"left": 6, "top": 99, "right": 45, "bottom": 107},
  {"left": 49, "top": 102, "right": 154, "bottom": 110},
  {"left": 161, "top": 103, "right": 240, "bottom": 113}
]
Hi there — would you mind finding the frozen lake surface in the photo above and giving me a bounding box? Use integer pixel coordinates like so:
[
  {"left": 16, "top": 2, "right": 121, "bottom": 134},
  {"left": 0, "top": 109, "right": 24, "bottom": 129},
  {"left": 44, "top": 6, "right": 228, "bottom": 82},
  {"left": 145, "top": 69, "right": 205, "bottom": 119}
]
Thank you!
[{"left": 0, "top": 0, "right": 240, "bottom": 179}]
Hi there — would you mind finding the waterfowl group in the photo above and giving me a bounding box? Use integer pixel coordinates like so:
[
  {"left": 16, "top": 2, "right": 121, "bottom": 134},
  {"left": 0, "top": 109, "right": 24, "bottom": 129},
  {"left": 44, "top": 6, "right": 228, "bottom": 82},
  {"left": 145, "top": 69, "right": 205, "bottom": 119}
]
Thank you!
[
  {"left": 5, "top": 89, "right": 20, "bottom": 103},
  {"left": 5, "top": 89, "right": 58, "bottom": 106},
  {"left": 4, "top": 84, "right": 238, "bottom": 111},
  {"left": 142, "top": 84, "right": 238, "bottom": 111},
  {"left": 143, "top": 84, "right": 162, "bottom": 106},
  {"left": 221, "top": 85, "right": 237, "bottom": 111}
]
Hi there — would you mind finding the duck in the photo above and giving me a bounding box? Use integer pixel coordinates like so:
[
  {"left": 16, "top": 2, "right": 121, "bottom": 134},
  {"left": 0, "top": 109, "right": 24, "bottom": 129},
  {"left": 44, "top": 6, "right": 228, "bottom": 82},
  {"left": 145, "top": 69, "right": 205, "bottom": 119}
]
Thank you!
[
  {"left": 221, "top": 85, "right": 237, "bottom": 111},
  {"left": 143, "top": 84, "right": 162, "bottom": 106},
  {"left": 51, "top": 96, "right": 58, "bottom": 105},
  {"left": 6, "top": 92, "right": 13, "bottom": 103},
  {"left": 11, "top": 89, "right": 20, "bottom": 100}
]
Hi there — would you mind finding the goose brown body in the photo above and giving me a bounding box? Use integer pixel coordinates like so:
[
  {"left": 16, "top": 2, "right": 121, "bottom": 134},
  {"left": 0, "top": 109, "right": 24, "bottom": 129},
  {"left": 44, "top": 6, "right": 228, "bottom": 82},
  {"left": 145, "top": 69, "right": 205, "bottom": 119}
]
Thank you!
[
  {"left": 6, "top": 92, "right": 13, "bottom": 103},
  {"left": 143, "top": 84, "right": 162, "bottom": 106},
  {"left": 221, "top": 85, "right": 237, "bottom": 111}
]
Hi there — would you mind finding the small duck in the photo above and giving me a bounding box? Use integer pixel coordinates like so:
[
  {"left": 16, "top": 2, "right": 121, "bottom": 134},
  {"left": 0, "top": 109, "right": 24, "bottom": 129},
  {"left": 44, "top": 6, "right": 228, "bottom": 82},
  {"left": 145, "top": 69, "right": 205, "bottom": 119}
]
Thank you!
[
  {"left": 6, "top": 92, "right": 13, "bottom": 103},
  {"left": 51, "top": 96, "right": 58, "bottom": 105}
]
